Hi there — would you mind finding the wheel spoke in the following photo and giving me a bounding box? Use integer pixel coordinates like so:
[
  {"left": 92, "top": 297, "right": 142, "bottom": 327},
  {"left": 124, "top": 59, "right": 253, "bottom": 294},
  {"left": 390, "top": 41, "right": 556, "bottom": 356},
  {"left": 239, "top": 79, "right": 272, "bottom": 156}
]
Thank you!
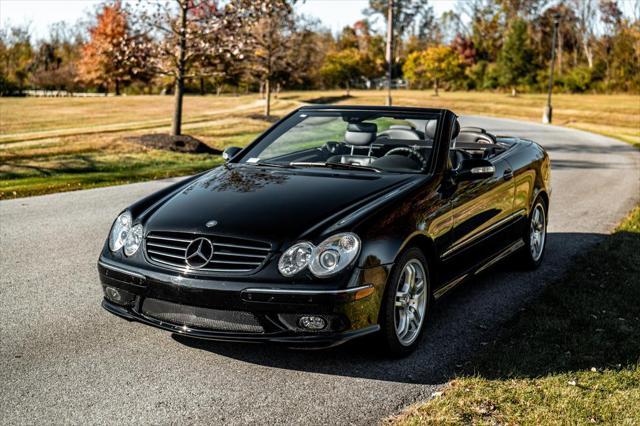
[
  {"left": 395, "top": 290, "right": 407, "bottom": 307},
  {"left": 413, "top": 279, "right": 425, "bottom": 296},
  {"left": 398, "top": 311, "right": 410, "bottom": 338},
  {"left": 405, "top": 264, "right": 416, "bottom": 288},
  {"left": 409, "top": 305, "right": 422, "bottom": 327}
]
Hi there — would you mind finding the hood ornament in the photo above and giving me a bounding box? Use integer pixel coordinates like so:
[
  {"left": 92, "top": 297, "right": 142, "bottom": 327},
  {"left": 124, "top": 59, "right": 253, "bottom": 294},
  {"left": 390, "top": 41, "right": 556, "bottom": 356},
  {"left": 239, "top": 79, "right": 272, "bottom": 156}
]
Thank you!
[{"left": 205, "top": 220, "right": 218, "bottom": 228}]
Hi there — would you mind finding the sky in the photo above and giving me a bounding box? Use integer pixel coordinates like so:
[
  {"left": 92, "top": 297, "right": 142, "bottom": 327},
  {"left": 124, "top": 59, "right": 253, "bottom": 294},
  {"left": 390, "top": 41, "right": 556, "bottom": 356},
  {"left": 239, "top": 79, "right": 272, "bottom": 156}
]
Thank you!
[
  {"left": 0, "top": 0, "right": 458, "bottom": 39},
  {"left": 1, "top": 0, "right": 637, "bottom": 40}
]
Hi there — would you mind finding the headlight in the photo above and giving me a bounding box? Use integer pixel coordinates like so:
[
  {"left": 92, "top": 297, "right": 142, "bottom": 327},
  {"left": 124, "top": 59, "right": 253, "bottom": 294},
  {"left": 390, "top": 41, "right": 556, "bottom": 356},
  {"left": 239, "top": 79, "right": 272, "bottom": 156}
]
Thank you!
[
  {"left": 278, "top": 242, "right": 314, "bottom": 277},
  {"left": 277, "top": 233, "right": 361, "bottom": 278},
  {"left": 109, "top": 211, "right": 132, "bottom": 252},
  {"left": 124, "top": 224, "right": 143, "bottom": 256},
  {"left": 309, "top": 233, "right": 360, "bottom": 277}
]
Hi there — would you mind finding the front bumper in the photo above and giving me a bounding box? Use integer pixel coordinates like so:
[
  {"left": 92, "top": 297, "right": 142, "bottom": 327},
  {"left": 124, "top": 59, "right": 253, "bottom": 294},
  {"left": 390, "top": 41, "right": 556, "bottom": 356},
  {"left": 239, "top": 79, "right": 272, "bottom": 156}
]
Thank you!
[{"left": 98, "top": 258, "right": 389, "bottom": 348}]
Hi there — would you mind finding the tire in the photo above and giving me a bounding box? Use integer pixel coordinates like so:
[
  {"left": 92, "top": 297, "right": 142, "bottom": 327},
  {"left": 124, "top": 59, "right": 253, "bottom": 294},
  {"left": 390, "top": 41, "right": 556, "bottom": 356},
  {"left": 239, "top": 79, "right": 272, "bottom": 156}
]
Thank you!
[
  {"left": 378, "top": 247, "right": 432, "bottom": 356},
  {"left": 517, "top": 197, "right": 548, "bottom": 269}
]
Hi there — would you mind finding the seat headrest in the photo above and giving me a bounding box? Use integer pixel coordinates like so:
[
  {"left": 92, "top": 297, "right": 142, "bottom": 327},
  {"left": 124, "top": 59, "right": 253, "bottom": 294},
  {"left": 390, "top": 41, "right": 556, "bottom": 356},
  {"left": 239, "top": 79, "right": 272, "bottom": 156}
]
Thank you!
[
  {"left": 345, "top": 122, "right": 377, "bottom": 145},
  {"left": 425, "top": 120, "right": 438, "bottom": 139},
  {"left": 452, "top": 119, "right": 460, "bottom": 139},
  {"left": 378, "top": 128, "right": 420, "bottom": 140}
]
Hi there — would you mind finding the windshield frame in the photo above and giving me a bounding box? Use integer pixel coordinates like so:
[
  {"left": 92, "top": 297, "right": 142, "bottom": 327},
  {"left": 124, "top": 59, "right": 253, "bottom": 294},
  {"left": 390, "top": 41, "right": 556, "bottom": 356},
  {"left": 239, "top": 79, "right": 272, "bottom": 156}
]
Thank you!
[{"left": 232, "top": 107, "right": 444, "bottom": 175}]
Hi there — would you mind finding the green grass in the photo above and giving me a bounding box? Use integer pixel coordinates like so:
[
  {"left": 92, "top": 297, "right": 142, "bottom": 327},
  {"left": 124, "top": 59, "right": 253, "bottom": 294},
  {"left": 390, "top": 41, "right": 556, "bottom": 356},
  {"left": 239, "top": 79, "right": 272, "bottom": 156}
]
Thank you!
[
  {"left": 395, "top": 207, "right": 640, "bottom": 425},
  {"left": 0, "top": 150, "right": 223, "bottom": 198}
]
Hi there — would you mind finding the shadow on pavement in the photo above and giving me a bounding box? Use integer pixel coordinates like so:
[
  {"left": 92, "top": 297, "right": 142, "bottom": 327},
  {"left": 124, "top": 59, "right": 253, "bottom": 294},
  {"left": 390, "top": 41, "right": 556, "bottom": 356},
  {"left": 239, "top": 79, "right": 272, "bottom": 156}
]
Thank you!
[{"left": 172, "top": 231, "right": 610, "bottom": 385}]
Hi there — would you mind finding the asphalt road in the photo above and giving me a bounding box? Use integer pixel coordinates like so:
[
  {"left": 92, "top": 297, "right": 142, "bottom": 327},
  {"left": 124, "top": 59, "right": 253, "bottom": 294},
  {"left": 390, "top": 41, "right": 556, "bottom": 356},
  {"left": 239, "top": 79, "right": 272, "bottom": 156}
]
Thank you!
[{"left": 1, "top": 117, "right": 638, "bottom": 425}]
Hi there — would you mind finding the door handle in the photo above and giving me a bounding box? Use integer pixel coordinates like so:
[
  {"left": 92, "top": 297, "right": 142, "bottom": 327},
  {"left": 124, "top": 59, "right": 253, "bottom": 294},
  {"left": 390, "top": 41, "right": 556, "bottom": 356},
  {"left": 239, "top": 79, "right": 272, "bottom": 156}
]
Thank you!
[{"left": 503, "top": 169, "right": 513, "bottom": 180}]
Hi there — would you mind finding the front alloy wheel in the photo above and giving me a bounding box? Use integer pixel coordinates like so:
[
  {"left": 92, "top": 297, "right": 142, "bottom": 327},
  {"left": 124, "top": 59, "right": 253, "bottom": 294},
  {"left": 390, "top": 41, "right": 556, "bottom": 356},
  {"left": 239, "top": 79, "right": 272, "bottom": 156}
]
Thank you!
[
  {"left": 379, "top": 247, "right": 431, "bottom": 356},
  {"left": 394, "top": 259, "right": 427, "bottom": 346}
]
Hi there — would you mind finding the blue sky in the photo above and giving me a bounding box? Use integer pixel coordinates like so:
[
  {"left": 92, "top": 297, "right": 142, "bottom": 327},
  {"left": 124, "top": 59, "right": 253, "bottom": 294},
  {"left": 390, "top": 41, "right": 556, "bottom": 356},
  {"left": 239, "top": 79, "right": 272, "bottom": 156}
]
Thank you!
[{"left": 0, "top": 0, "right": 458, "bottom": 39}]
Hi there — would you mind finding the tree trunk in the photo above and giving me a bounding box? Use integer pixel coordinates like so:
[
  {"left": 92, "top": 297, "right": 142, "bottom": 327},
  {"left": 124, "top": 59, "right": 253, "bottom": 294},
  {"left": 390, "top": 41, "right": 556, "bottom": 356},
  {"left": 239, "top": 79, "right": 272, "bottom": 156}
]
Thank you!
[
  {"left": 259, "top": 81, "right": 265, "bottom": 99},
  {"left": 200, "top": 77, "right": 205, "bottom": 96},
  {"left": 511, "top": 86, "right": 517, "bottom": 97},
  {"left": 557, "top": 29, "right": 563, "bottom": 75},
  {"left": 582, "top": 39, "right": 593, "bottom": 68},
  {"left": 264, "top": 79, "right": 271, "bottom": 118},
  {"left": 115, "top": 80, "right": 121, "bottom": 96},
  {"left": 345, "top": 81, "right": 350, "bottom": 96},
  {"left": 171, "top": 2, "right": 188, "bottom": 137},
  {"left": 433, "top": 79, "right": 439, "bottom": 96}
]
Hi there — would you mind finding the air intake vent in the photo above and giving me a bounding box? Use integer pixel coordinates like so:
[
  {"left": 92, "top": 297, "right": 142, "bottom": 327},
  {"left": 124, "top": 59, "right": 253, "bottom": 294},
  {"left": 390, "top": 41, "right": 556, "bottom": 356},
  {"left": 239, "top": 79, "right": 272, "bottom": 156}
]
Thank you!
[
  {"left": 145, "top": 231, "right": 271, "bottom": 274},
  {"left": 141, "top": 298, "right": 264, "bottom": 333}
]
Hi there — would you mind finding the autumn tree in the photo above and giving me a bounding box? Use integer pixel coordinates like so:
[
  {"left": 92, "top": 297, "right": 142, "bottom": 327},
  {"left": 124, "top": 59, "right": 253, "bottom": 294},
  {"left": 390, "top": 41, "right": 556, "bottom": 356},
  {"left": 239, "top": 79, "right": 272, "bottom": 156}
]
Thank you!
[
  {"left": 571, "top": 0, "right": 597, "bottom": 68},
  {"left": 365, "top": 0, "right": 437, "bottom": 43},
  {"left": 78, "top": 1, "right": 144, "bottom": 95},
  {"left": 30, "top": 22, "right": 83, "bottom": 92},
  {"left": 402, "top": 46, "right": 463, "bottom": 94},
  {"left": 246, "top": 0, "right": 296, "bottom": 118},
  {"left": 320, "top": 48, "right": 368, "bottom": 95},
  {"left": 497, "top": 19, "right": 535, "bottom": 95},
  {"left": 0, "top": 25, "right": 34, "bottom": 95},
  {"left": 136, "top": 0, "right": 251, "bottom": 135}
]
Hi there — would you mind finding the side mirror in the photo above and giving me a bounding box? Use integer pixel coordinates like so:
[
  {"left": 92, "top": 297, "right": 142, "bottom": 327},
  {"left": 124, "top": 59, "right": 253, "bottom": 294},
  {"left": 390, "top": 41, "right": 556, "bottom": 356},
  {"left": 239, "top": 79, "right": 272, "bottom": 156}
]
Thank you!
[
  {"left": 222, "top": 146, "right": 242, "bottom": 162},
  {"left": 453, "top": 158, "right": 495, "bottom": 181}
]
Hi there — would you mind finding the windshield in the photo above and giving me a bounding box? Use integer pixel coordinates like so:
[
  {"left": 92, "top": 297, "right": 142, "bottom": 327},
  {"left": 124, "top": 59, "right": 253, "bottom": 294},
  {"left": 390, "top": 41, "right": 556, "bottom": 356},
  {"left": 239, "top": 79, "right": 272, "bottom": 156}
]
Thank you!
[{"left": 239, "top": 110, "right": 441, "bottom": 174}]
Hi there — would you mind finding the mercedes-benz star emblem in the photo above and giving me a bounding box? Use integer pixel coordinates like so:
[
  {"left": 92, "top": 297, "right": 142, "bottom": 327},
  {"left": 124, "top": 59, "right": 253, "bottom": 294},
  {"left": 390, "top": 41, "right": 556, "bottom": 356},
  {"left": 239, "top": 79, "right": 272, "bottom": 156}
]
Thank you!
[{"left": 185, "top": 237, "right": 214, "bottom": 269}]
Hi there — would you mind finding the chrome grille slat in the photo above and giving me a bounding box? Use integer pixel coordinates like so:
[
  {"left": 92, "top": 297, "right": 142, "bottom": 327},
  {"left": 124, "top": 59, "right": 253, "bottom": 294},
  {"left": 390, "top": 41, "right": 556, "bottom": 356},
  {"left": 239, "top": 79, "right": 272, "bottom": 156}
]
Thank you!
[
  {"left": 147, "top": 235, "right": 192, "bottom": 243},
  {"left": 147, "top": 241, "right": 187, "bottom": 250},
  {"left": 145, "top": 231, "right": 271, "bottom": 275},
  {"left": 148, "top": 249, "right": 185, "bottom": 260},
  {"left": 215, "top": 251, "right": 265, "bottom": 259},
  {"left": 207, "top": 260, "right": 262, "bottom": 266},
  {"left": 213, "top": 242, "right": 271, "bottom": 252}
]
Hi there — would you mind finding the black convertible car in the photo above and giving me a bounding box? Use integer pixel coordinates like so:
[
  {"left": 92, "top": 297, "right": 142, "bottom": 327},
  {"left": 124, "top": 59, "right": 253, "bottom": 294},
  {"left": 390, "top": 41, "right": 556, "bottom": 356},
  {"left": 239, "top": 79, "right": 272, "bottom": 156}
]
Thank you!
[{"left": 98, "top": 106, "right": 550, "bottom": 355}]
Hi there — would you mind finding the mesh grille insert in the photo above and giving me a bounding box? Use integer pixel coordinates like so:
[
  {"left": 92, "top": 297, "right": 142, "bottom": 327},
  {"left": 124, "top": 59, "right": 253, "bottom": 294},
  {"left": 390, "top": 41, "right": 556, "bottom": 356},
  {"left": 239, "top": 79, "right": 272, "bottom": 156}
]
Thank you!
[{"left": 141, "top": 298, "right": 264, "bottom": 333}]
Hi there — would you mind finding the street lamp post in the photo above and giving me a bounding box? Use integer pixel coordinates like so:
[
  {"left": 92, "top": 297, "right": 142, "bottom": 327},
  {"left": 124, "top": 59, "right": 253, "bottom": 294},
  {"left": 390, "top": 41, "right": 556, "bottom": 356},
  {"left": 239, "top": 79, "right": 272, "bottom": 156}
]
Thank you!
[
  {"left": 543, "top": 14, "right": 560, "bottom": 124},
  {"left": 385, "top": 0, "right": 394, "bottom": 106}
]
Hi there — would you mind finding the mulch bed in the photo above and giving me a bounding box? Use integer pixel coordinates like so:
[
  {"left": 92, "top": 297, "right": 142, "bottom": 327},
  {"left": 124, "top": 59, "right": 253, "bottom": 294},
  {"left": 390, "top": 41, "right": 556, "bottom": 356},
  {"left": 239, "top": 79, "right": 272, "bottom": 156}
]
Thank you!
[{"left": 128, "top": 134, "right": 221, "bottom": 154}]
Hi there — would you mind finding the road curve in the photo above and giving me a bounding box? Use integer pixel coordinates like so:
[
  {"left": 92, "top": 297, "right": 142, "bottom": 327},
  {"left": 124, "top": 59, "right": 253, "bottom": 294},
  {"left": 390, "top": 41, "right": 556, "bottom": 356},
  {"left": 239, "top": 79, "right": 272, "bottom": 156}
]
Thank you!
[{"left": 1, "top": 117, "right": 638, "bottom": 424}]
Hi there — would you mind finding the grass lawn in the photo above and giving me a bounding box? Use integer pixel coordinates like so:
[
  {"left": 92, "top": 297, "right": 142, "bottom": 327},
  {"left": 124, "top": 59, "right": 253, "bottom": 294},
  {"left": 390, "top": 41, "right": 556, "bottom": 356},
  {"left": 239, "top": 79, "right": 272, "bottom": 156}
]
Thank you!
[
  {"left": 0, "top": 91, "right": 638, "bottom": 198},
  {"left": 393, "top": 206, "right": 640, "bottom": 425}
]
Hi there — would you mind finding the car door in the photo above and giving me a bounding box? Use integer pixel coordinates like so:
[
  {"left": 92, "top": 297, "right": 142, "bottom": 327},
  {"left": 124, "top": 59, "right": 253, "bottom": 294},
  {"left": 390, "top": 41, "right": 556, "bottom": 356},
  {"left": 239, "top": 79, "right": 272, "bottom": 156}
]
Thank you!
[{"left": 439, "top": 155, "right": 516, "bottom": 282}]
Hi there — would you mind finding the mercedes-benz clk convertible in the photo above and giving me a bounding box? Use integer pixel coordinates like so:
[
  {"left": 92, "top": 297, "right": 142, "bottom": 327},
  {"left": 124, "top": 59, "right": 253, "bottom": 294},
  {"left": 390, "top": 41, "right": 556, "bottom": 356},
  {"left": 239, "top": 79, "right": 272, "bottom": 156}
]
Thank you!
[{"left": 98, "top": 106, "right": 550, "bottom": 355}]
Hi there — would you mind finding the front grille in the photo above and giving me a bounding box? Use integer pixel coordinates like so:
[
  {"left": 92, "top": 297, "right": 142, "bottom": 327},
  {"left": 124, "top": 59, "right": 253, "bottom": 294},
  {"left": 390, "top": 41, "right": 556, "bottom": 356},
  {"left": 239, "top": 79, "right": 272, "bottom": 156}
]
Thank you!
[
  {"left": 145, "top": 231, "right": 271, "bottom": 274},
  {"left": 141, "top": 298, "right": 264, "bottom": 333}
]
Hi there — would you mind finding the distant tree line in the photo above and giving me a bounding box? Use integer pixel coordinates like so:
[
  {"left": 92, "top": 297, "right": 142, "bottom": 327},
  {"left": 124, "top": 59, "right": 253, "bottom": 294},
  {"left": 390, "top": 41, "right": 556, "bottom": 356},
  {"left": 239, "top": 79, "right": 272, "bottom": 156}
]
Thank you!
[{"left": 1, "top": 0, "right": 638, "bottom": 123}]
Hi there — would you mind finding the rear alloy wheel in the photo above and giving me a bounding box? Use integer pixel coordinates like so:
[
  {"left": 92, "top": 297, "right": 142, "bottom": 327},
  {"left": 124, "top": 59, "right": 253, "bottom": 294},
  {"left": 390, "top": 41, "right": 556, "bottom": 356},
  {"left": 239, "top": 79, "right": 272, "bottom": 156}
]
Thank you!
[
  {"left": 518, "top": 197, "right": 547, "bottom": 269},
  {"left": 379, "top": 247, "right": 431, "bottom": 356}
]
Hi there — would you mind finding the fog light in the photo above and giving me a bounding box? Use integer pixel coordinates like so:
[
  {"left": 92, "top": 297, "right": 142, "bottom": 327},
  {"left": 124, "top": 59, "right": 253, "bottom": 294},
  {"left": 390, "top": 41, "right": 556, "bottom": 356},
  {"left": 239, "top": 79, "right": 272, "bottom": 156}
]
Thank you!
[
  {"left": 103, "top": 286, "right": 135, "bottom": 306},
  {"left": 298, "top": 315, "right": 327, "bottom": 330},
  {"left": 105, "top": 286, "right": 122, "bottom": 302}
]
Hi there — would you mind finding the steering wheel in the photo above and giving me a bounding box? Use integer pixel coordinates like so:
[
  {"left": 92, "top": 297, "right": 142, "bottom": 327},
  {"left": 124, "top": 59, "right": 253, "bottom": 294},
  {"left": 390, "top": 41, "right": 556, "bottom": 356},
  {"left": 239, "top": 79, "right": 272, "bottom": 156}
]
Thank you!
[{"left": 383, "top": 147, "right": 428, "bottom": 170}]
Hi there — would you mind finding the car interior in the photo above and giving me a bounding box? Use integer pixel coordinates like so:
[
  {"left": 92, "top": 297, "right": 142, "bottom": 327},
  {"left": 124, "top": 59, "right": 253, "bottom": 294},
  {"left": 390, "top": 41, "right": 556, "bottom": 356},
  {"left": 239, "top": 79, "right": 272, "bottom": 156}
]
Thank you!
[{"left": 318, "top": 120, "right": 511, "bottom": 173}]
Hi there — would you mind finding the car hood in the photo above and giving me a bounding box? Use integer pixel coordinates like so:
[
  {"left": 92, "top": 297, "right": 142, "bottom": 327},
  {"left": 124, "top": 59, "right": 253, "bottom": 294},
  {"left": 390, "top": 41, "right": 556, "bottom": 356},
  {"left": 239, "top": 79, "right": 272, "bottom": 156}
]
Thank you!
[{"left": 143, "top": 165, "right": 417, "bottom": 245}]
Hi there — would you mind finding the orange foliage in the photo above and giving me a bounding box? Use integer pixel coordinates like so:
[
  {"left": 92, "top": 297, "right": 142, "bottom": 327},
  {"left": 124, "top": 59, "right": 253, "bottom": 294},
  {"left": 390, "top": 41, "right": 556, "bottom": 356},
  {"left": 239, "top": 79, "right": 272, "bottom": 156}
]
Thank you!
[{"left": 77, "top": 1, "right": 129, "bottom": 92}]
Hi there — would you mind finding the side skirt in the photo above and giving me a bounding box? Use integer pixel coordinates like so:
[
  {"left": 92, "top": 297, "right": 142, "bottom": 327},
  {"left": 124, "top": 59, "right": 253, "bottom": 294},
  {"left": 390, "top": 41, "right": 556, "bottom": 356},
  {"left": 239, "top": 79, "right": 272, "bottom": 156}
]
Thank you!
[{"left": 433, "top": 239, "right": 525, "bottom": 300}]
